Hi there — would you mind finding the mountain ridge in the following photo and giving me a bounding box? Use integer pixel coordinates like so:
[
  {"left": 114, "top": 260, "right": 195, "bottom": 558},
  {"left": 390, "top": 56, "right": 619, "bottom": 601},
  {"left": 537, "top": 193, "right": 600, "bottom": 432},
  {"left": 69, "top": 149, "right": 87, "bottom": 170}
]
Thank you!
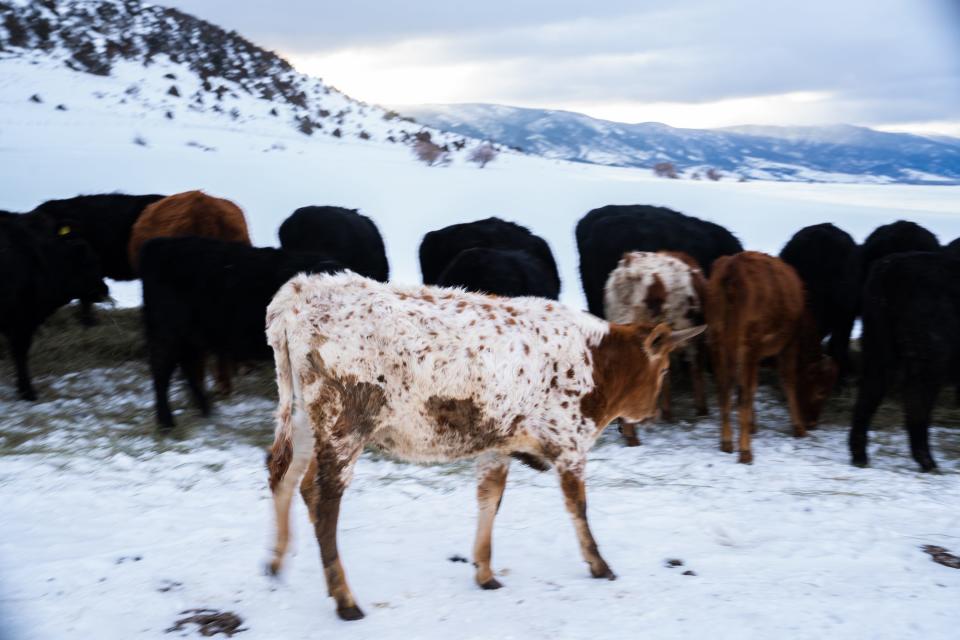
[{"left": 400, "top": 103, "right": 960, "bottom": 184}]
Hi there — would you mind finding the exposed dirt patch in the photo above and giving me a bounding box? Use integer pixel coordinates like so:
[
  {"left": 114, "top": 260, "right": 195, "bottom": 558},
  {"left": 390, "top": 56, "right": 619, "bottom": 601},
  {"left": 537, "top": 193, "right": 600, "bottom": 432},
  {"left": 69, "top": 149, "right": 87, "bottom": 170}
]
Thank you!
[
  {"left": 922, "top": 545, "right": 960, "bottom": 569},
  {"left": 166, "top": 609, "right": 246, "bottom": 637}
]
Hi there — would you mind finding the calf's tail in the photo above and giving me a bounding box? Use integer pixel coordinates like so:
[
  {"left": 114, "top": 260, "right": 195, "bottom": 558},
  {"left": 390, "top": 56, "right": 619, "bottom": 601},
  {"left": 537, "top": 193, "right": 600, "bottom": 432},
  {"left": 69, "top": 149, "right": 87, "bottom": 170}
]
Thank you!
[{"left": 265, "top": 287, "right": 297, "bottom": 492}]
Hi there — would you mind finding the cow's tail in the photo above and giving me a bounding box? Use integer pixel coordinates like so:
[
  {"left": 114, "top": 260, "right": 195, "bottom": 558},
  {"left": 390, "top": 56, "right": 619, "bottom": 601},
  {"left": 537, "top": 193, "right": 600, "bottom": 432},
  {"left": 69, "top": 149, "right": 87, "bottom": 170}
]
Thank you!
[{"left": 265, "top": 283, "right": 299, "bottom": 493}]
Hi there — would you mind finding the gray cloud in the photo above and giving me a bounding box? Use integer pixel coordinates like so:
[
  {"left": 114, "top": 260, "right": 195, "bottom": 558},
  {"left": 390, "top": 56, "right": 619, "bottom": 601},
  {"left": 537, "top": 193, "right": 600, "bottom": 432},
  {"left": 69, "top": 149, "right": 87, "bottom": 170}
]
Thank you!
[{"left": 161, "top": 0, "right": 960, "bottom": 129}]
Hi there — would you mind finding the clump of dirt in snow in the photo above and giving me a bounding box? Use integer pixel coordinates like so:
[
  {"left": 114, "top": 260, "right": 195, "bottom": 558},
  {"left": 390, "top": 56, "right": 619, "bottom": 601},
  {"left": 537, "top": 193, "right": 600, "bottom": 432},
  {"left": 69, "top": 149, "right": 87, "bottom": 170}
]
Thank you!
[
  {"left": 166, "top": 609, "right": 246, "bottom": 637},
  {"left": 922, "top": 545, "right": 960, "bottom": 569}
]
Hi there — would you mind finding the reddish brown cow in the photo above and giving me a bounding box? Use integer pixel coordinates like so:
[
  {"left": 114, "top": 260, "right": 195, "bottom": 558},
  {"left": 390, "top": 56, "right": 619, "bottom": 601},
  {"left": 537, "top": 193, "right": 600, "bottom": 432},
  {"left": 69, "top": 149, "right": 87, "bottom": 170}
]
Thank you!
[
  {"left": 128, "top": 190, "right": 252, "bottom": 393},
  {"left": 127, "top": 190, "right": 251, "bottom": 270},
  {"left": 706, "top": 252, "right": 836, "bottom": 463}
]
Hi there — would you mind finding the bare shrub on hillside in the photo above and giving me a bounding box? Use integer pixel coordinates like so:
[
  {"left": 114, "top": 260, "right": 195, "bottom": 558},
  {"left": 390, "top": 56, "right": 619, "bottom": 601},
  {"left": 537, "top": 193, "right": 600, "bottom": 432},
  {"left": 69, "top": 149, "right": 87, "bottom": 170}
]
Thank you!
[
  {"left": 468, "top": 143, "right": 498, "bottom": 168},
  {"left": 653, "top": 162, "right": 679, "bottom": 179}
]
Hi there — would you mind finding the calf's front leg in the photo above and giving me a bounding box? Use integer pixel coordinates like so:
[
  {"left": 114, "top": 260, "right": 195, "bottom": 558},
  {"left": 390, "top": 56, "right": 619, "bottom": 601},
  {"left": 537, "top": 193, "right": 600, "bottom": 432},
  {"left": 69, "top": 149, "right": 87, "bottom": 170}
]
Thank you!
[
  {"left": 557, "top": 460, "right": 615, "bottom": 580},
  {"left": 473, "top": 453, "right": 510, "bottom": 589}
]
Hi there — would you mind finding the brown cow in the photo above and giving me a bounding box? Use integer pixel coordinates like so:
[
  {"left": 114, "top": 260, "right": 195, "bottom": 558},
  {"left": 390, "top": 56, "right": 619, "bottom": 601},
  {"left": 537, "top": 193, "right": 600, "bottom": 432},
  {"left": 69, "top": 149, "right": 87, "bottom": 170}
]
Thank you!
[
  {"left": 127, "top": 190, "right": 251, "bottom": 270},
  {"left": 129, "top": 190, "right": 252, "bottom": 393},
  {"left": 706, "top": 252, "right": 836, "bottom": 464}
]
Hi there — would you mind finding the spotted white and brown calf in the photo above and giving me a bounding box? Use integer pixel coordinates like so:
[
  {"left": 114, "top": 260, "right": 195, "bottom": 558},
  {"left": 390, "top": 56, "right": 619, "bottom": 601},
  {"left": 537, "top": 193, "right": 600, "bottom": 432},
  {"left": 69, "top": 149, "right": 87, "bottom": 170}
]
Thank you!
[
  {"left": 264, "top": 272, "right": 703, "bottom": 621},
  {"left": 604, "top": 251, "right": 708, "bottom": 444}
]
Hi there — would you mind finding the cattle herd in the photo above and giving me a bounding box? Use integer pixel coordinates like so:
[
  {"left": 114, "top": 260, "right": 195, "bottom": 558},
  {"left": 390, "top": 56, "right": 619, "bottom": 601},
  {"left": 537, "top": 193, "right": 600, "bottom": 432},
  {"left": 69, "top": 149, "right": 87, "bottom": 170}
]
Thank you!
[{"left": 1, "top": 191, "right": 958, "bottom": 620}]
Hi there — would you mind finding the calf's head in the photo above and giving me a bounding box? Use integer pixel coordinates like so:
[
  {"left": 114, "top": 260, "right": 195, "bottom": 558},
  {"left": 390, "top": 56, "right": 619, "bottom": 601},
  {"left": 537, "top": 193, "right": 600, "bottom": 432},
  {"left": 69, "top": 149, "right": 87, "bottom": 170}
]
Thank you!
[
  {"left": 583, "top": 322, "right": 705, "bottom": 426},
  {"left": 797, "top": 356, "right": 838, "bottom": 427}
]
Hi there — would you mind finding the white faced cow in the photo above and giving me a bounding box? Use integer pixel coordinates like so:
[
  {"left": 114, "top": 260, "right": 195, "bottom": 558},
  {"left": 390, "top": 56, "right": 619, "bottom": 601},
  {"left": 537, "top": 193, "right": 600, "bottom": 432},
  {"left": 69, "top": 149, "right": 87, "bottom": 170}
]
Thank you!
[
  {"left": 604, "top": 251, "right": 709, "bottom": 443},
  {"left": 264, "top": 272, "right": 703, "bottom": 620}
]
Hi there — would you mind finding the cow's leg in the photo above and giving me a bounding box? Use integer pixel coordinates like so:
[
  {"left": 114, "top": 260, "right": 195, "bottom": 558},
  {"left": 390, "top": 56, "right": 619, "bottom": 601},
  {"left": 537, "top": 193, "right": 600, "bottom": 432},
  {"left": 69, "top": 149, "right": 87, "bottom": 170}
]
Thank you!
[
  {"left": 619, "top": 421, "right": 641, "bottom": 446},
  {"left": 557, "top": 459, "right": 615, "bottom": 580},
  {"left": 8, "top": 329, "right": 37, "bottom": 401},
  {"left": 903, "top": 378, "right": 938, "bottom": 472},
  {"left": 690, "top": 343, "right": 708, "bottom": 417},
  {"left": 307, "top": 437, "right": 365, "bottom": 621},
  {"left": 736, "top": 351, "right": 759, "bottom": 464},
  {"left": 76, "top": 298, "right": 97, "bottom": 327},
  {"left": 473, "top": 452, "right": 510, "bottom": 589},
  {"left": 180, "top": 352, "right": 210, "bottom": 417},
  {"left": 777, "top": 341, "right": 807, "bottom": 439},
  {"left": 215, "top": 356, "right": 234, "bottom": 396},
  {"left": 268, "top": 418, "right": 315, "bottom": 576},
  {"left": 150, "top": 346, "right": 178, "bottom": 430},
  {"left": 850, "top": 365, "right": 885, "bottom": 468},
  {"left": 712, "top": 341, "right": 734, "bottom": 453}
]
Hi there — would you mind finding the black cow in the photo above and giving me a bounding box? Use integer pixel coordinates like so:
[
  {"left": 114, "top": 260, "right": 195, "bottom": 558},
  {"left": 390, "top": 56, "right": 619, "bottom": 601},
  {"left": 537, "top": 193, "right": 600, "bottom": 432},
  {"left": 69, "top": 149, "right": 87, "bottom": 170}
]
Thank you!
[
  {"left": 419, "top": 217, "right": 560, "bottom": 298},
  {"left": 0, "top": 216, "right": 108, "bottom": 400},
  {"left": 140, "top": 237, "right": 344, "bottom": 430},
  {"left": 278, "top": 206, "right": 388, "bottom": 282},
  {"left": 850, "top": 251, "right": 960, "bottom": 472},
  {"left": 944, "top": 237, "right": 960, "bottom": 257},
  {"left": 576, "top": 205, "right": 742, "bottom": 317},
  {"left": 779, "top": 223, "right": 859, "bottom": 376},
  {"left": 29, "top": 193, "right": 165, "bottom": 324},
  {"left": 858, "top": 220, "right": 940, "bottom": 287},
  {"left": 435, "top": 247, "right": 559, "bottom": 299}
]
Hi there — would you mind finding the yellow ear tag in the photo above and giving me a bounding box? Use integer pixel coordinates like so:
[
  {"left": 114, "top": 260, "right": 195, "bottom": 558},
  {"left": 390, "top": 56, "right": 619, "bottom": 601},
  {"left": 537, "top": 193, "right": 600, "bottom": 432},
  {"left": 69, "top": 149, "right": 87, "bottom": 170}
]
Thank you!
[{"left": 58, "top": 225, "right": 71, "bottom": 236}]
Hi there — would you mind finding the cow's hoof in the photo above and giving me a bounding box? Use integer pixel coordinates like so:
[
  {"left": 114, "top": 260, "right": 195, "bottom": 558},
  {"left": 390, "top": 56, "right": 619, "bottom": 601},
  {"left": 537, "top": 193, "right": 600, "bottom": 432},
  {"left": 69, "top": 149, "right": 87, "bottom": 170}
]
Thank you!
[
  {"left": 479, "top": 577, "right": 503, "bottom": 590},
  {"left": 720, "top": 441, "right": 734, "bottom": 454},
  {"left": 337, "top": 605, "right": 365, "bottom": 621},
  {"left": 738, "top": 450, "right": 753, "bottom": 465},
  {"left": 623, "top": 437, "right": 641, "bottom": 447},
  {"left": 18, "top": 389, "right": 37, "bottom": 402},
  {"left": 918, "top": 462, "right": 939, "bottom": 474},
  {"left": 851, "top": 457, "right": 869, "bottom": 468},
  {"left": 265, "top": 560, "right": 282, "bottom": 577},
  {"left": 590, "top": 564, "right": 616, "bottom": 580}
]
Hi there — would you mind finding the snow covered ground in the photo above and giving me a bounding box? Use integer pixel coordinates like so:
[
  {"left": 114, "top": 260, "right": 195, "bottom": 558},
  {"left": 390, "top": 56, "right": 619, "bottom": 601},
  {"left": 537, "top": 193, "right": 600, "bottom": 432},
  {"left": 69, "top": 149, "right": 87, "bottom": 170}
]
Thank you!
[
  {"left": 0, "top": 365, "right": 958, "bottom": 640},
  {"left": 1, "top": 53, "right": 960, "bottom": 640}
]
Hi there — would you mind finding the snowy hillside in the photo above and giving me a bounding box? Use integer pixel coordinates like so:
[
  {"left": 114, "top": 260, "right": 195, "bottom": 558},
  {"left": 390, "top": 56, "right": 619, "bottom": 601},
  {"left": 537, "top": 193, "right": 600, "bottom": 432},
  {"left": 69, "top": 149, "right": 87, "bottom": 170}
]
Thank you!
[
  {"left": 403, "top": 103, "right": 960, "bottom": 185},
  {"left": 0, "top": 0, "right": 479, "bottom": 152}
]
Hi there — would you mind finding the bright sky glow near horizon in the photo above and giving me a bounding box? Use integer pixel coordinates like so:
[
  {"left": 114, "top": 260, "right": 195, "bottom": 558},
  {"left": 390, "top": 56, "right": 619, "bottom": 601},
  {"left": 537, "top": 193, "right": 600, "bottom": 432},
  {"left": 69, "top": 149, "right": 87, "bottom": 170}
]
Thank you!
[{"left": 163, "top": 0, "right": 960, "bottom": 135}]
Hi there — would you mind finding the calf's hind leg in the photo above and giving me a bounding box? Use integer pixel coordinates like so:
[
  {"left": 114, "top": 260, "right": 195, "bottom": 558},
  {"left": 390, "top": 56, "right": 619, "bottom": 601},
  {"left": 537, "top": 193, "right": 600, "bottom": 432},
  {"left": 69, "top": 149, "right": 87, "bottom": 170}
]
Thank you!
[
  {"left": 474, "top": 453, "right": 510, "bottom": 589},
  {"left": 305, "top": 437, "right": 365, "bottom": 621},
  {"left": 267, "top": 414, "right": 315, "bottom": 576},
  {"left": 557, "top": 459, "right": 615, "bottom": 580}
]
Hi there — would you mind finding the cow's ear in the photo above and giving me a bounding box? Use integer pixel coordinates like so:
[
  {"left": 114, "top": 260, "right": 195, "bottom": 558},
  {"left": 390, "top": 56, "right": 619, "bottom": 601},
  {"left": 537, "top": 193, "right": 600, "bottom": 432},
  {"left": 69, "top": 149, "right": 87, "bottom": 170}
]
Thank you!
[{"left": 644, "top": 323, "right": 673, "bottom": 357}]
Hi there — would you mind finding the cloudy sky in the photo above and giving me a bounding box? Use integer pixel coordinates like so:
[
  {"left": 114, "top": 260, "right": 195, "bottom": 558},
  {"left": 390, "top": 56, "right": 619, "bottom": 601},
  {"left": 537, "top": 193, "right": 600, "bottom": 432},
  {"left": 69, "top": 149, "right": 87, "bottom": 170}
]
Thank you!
[{"left": 163, "top": 0, "right": 960, "bottom": 134}]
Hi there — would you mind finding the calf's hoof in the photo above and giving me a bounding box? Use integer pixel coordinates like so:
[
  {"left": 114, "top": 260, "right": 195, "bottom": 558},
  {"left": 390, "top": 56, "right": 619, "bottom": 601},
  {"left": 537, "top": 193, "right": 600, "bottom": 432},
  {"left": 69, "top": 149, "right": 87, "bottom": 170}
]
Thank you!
[
  {"left": 720, "top": 441, "right": 734, "bottom": 454},
  {"left": 623, "top": 436, "right": 641, "bottom": 447},
  {"left": 478, "top": 577, "right": 503, "bottom": 590},
  {"left": 336, "top": 605, "right": 365, "bottom": 621},
  {"left": 738, "top": 450, "right": 754, "bottom": 465},
  {"left": 265, "top": 559, "right": 282, "bottom": 577},
  {"left": 590, "top": 563, "right": 617, "bottom": 581},
  {"left": 850, "top": 456, "right": 869, "bottom": 468}
]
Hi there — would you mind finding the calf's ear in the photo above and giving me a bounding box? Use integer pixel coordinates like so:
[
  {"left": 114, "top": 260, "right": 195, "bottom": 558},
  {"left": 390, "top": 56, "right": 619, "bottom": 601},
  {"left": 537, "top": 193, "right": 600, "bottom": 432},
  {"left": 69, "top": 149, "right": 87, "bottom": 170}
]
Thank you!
[{"left": 643, "top": 323, "right": 673, "bottom": 357}]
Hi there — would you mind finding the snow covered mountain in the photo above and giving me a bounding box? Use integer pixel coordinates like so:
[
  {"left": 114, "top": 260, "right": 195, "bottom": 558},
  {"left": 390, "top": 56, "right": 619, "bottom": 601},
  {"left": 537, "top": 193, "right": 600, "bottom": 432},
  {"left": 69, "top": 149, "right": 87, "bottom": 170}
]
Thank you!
[
  {"left": 0, "top": 0, "right": 478, "bottom": 156},
  {"left": 403, "top": 104, "right": 960, "bottom": 185}
]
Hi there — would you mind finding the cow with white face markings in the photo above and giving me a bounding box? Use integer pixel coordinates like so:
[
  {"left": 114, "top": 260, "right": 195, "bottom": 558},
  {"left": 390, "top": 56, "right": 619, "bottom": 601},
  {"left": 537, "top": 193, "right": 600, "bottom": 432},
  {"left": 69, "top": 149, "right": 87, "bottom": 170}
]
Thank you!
[
  {"left": 604, "top": 251, "right": 708, "bottom": 443},
  {"left": 263, "top": 271, "right": 704, "bottom": 621}
]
